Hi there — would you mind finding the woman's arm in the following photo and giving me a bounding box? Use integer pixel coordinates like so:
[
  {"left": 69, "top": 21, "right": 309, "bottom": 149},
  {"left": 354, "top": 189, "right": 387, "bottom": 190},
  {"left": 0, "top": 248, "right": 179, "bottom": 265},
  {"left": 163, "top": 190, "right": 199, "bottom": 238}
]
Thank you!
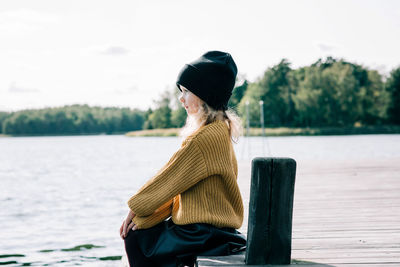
[
  {"left": 120, "top": 199, "right": 173, "bottom": 237},
  {"left": 127, "top": 139, "right": 207, "bottom": 217},
  {"left": 132, "top": 197, "right": 174, "bottom": 229}
]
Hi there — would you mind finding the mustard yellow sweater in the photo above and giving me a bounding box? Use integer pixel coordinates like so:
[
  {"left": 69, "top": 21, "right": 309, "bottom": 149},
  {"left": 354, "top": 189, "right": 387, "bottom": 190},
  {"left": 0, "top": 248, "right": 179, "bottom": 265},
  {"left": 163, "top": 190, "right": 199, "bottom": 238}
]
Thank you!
[{"left": 127, "top": 120, "right": 244, "bottom": 230}]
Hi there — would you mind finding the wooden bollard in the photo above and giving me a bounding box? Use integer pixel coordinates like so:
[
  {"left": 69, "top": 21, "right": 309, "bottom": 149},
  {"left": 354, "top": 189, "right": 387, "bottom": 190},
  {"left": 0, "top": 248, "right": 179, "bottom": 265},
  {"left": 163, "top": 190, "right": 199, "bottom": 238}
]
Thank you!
[{"left": 245, "top": 157, "right": 296, "bottom": 265}]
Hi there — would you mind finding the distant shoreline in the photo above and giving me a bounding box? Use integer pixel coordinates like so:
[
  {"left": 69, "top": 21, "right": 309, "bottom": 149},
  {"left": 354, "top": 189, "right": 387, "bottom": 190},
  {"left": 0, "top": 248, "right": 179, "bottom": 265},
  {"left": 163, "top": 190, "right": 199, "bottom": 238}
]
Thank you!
[
  {"left": 126, "top": 125, "right": 400, "bottom": 137},
  {"left": 1, "top": 125, "right": 400, "bottom": 137},
  {"left": 126, "top": 128, "right": 181, "bottom": 137}
]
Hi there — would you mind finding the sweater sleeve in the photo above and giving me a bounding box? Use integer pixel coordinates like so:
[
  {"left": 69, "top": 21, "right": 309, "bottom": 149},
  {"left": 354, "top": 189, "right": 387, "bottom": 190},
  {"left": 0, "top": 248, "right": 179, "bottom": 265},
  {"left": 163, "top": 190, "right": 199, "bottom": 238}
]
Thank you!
[
  {"left": 127, "top": 138, "right": 207, "bottom": 217},
  {"left": 131, "top": 198, "right": 173, "bottom": 229}
]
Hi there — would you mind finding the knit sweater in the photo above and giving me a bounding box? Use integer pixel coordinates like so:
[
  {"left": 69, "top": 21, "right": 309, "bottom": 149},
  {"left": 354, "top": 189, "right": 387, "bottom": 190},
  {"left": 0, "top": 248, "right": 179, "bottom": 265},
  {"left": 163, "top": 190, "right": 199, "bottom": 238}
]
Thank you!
[{"left": 127, "top": 120, "right": 244, "bottom": 230}]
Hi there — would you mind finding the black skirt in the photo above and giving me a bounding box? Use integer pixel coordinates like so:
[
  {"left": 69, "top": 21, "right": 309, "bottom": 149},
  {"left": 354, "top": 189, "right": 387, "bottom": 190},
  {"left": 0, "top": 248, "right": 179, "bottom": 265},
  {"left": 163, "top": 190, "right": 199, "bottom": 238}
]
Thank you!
[{"left": 124, "top": 219, "right": 246, "bottom": 267}]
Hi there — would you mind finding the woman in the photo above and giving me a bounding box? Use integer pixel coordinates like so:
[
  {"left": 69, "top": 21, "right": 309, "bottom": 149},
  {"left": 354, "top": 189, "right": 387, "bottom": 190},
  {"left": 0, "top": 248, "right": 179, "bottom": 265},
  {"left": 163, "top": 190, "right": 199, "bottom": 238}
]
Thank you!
[{"left": 120, "top": 51, "right": 246, "bottom": 267}]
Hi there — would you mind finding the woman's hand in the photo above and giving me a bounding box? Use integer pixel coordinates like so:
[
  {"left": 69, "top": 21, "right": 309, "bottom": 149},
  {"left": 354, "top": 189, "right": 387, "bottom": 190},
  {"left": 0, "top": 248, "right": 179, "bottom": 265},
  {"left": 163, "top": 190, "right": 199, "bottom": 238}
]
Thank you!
[{"left": 120, "top": 210, "right": 137, "bottom": 239}]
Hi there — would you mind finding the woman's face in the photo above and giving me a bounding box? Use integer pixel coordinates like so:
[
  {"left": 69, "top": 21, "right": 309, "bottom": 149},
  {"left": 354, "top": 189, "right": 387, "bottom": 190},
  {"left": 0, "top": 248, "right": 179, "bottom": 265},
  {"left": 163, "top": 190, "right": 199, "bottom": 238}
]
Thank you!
[{"left": 179, "top": 86, "right": 202, "bottom": 115}]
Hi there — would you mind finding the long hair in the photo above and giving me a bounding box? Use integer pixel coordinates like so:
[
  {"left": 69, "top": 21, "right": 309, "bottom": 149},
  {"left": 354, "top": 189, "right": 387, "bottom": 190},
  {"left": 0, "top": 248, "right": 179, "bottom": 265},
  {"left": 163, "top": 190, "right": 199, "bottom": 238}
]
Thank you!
[{"left": 180, "top": 101, "right": 243, "bottom": 143}]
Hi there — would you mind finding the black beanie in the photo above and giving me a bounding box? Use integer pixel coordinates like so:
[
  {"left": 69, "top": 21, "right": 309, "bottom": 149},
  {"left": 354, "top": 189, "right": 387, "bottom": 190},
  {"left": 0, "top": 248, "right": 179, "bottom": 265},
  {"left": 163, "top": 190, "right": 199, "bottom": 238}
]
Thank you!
[{"left": 176, "top": 51, "right": 237, "bottom": 111}]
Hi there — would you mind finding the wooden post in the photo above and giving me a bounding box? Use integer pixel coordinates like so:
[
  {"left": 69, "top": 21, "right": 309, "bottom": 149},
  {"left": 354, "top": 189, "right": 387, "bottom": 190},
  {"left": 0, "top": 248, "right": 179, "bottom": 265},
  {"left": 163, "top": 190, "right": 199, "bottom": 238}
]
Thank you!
[{"left": 245, "top": 157, "right": 296, "bottom": 265}]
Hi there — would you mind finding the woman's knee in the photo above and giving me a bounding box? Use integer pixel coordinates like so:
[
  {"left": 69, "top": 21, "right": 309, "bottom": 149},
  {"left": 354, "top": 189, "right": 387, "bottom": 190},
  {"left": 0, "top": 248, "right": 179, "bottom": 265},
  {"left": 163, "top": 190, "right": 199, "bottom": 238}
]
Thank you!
[{"left": 124, "top": 230, "right": 139, "bottom": 251}]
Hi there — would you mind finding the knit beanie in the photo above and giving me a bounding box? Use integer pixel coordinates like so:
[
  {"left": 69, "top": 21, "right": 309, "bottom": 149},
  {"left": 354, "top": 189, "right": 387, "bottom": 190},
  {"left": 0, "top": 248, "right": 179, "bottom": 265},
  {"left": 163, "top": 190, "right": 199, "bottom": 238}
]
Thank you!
[{"left": 176, "top": 51, "right": 237, "bottom": 111}]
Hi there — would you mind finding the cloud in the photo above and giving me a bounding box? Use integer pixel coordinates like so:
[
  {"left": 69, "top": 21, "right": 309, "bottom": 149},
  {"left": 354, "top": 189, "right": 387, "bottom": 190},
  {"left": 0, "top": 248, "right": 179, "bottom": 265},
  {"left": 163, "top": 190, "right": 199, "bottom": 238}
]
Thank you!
[
  {"left": 8, "top": 82, "right": 39, "bottom": 93},
  {"left": 316, "top": 42, "right": 338, "bottom": 53},
  {"left": 99, "top": 46, "right": 130, "bottom": 56}
]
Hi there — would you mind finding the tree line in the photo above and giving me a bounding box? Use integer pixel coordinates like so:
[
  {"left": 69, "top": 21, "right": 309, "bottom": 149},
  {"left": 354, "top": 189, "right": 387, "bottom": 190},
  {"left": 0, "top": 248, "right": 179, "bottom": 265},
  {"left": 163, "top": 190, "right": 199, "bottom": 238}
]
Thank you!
[
  {"left": 242, "top": 57, "right": 399, "bottom": 127},
  {"left": 1, "top": 57, "right": 399, "bottom": 135},
  {"left": 0, "top": 105, "right": 145, "bottom": 135}
]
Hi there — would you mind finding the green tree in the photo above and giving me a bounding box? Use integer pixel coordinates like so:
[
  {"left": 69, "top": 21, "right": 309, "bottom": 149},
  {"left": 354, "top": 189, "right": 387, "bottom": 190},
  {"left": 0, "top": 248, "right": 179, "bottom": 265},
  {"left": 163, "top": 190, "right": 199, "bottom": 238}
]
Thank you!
[
  {"left": 386, "top": 67, "right": 400, "bottom": 124},
  {"left": 171, "top": 107, "right": 186, "bottom": 128},
  {"left": 359, "top": 70, "right": 390, "bottom": 124},
  {"left": 320, "top": 62, "right": 360, "bottom": 125},
  {"left": 239, "top": 59, "right": 293, "bottom": 127},
  {"left": 0, "top": 112, "right": 10, "bottom": 133},
  {"left": 291, "top": 66, "right": 323, "bottom": 126},
  {"left": 170, "top": 86, "right": 187, "bottom": 128},
  {"left": 238, "top": 83, "right": 262, "bottom": 127},
  {"left": 148, "top": 108, "right": 171, "bottom": 129},
  {"left": 143, "top": 108, "right": 154, "bottom": 129},
  {"left": 291, "top": 58, "right": 387, "bottom": 127},
  {"left": 146, "top": 91, "right": 172, "bottom": 129},
  {"left": 229, "top": 80, "right": 248, "bottom": 111}
]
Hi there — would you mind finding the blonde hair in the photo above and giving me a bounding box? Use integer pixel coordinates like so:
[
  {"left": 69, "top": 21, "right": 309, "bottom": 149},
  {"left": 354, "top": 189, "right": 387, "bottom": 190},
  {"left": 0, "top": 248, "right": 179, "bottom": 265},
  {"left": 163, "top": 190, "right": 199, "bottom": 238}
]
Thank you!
[{"left": 180, "top": 101, "right": 243, "bottom": 143}]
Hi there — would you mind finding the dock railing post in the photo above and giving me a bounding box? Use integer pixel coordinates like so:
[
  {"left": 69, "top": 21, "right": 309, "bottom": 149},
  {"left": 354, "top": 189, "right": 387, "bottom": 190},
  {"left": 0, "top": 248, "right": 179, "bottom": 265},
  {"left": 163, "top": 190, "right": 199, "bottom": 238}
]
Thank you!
[{"left": 245, "top": 157, "right": 296, "bottom": 265}]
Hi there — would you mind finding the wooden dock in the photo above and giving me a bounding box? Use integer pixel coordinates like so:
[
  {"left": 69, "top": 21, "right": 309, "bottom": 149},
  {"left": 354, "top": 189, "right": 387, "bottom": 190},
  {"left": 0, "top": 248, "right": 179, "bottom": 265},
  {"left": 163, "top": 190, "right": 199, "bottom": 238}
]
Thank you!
[{"left": 198, "top": 158, "right": 400, "bottom": 266}]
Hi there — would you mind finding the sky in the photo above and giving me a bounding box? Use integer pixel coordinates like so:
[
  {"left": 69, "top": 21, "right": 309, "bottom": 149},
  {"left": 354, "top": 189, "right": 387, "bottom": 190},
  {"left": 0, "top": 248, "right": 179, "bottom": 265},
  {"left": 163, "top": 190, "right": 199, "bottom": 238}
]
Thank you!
[{"left": 1, "top": 0, "right": 399, "bottom": 112}]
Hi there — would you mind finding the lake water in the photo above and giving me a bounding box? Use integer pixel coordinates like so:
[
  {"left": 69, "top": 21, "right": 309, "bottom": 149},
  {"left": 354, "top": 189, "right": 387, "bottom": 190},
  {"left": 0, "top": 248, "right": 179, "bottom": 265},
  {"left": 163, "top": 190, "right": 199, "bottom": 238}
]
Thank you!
[{"left": 1, "top": 134, "right": 400, "bottom": 266}]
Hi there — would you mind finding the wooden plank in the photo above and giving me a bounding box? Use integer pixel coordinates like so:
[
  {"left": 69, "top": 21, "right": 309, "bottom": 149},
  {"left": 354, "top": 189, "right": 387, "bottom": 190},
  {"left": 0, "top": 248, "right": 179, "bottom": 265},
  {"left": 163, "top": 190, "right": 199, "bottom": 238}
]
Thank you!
[
  {"left": 292, "top": 247, "right": 400, "bottom": 254},
  {"left": 293, "top": 251, "right": 400, "bottom": 259},
  {"left": 292, "top": 230, "right": 400, "bottom": 238},
  {"left": 292, "top": 237, "right": 400, "bottom": 246},
  {"left": 290, "top": 258, "right": 400, "bottom": 266}
]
